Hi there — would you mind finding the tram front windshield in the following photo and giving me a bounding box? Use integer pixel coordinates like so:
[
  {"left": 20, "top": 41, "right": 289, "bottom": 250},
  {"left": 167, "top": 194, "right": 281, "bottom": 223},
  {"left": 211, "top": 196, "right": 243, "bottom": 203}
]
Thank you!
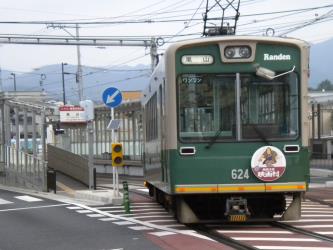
[{"left": 177, "top": 73, "right": 299, "bottom": 142}]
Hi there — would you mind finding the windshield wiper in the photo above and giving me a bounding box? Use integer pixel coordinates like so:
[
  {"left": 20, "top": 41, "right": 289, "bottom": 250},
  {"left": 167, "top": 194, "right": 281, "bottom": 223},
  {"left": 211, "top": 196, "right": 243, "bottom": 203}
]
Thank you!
[
  {"left": 251, "top": 124, "right": 271, "bottom": 145},
  {"left": 205, "top": 127, "right": 223, "bottom": 149}
]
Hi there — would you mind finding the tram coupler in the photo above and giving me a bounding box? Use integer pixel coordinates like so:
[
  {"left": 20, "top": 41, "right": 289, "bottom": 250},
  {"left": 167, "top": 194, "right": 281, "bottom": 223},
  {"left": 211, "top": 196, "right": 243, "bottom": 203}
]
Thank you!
[{"left": 225, "top": 197, "right": 250, "bottom": 222}]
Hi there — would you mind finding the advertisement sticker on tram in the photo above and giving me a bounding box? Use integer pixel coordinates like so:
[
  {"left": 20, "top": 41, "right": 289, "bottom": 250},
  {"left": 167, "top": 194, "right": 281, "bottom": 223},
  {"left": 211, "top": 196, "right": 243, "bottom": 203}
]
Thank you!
[{"left": 251, "top": 146, "right": 286, "bottom": 182}]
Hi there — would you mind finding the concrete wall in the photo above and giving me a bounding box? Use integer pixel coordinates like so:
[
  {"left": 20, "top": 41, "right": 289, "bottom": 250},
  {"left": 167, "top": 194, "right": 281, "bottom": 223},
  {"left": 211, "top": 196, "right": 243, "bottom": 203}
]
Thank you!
[{"left": 47, "top": 144, "right": 89, "bottom": 186}]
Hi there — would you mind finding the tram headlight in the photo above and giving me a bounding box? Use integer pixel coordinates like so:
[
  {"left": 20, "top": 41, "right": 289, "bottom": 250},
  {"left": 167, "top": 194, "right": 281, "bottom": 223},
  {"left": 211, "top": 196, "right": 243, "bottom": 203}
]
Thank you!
[
  {"left": 224, "top": 46, "right": 252, "bottom": 59},
  {"left": 239, "top": 46, "right": 251, "bottom": 58},
  {"left": 224, "top": 47, "right": 235, "bottom": 58}
]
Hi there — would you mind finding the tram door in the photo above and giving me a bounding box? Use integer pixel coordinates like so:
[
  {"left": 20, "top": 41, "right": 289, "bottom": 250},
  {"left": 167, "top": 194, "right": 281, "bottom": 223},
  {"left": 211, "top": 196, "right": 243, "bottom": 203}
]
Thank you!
[{"left": 159, "top": 83, "right": 167, "bottom": 183}]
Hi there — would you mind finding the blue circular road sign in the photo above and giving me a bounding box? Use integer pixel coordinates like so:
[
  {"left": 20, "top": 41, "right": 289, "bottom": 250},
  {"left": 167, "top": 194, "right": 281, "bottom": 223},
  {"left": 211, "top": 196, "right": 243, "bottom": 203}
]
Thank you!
[{"left": 102, "top": 87, "right": 123, "bottom": 108}]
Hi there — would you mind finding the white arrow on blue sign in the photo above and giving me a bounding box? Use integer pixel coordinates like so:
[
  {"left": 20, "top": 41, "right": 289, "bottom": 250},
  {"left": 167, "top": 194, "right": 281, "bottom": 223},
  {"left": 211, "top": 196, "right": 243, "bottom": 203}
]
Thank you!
[{"left": 102, "top": 87, "right": 123, "bottom": 108}]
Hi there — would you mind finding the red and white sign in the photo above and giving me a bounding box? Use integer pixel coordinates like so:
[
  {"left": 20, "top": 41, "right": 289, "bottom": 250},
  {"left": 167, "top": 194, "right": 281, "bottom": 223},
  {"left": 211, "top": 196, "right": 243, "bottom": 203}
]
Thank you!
[
  {"left": 251, "top": 146, "right": 286, "bottom": 182},
  {"left": 59, "top": 106, "right": 87, "bottom": 123}
]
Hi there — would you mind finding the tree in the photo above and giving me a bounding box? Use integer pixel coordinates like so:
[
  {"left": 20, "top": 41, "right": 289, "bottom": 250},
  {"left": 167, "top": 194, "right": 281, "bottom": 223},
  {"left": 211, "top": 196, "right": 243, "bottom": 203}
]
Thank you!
[{"left": 316, "top": 79, "right": 333, "bottom": 91}]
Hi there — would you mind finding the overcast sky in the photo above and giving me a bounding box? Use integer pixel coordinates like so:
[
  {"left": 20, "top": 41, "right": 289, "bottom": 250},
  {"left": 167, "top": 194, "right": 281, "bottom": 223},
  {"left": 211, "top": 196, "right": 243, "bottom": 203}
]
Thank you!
[{"left": 0, "top": 0, "right": 333, "bottom": 73}]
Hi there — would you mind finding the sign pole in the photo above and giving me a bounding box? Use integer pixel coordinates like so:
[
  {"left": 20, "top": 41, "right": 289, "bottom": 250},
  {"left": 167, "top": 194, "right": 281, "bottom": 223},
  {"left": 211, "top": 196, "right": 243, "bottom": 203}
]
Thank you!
[
  {"left": 102, "top": 87, "right": 122, "bottom": 198},
  {"left": 111, "top": 107, "right": 116, "bottom": 196}
]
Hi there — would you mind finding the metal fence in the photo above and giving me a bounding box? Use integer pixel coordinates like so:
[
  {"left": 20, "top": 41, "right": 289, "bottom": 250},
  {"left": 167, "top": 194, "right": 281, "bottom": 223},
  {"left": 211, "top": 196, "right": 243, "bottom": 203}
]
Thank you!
[
  {"left": 309, "top": 102, "right": 333, "bottom": 170},
  {"left": 0, "top": 97, "right": 49, "bottom": 191},
  {"left": 54, "top": 101, "right": 143, "bottom": 161},
  {"left": 1, "top": 145, "right": 46, "bottom": 190}
]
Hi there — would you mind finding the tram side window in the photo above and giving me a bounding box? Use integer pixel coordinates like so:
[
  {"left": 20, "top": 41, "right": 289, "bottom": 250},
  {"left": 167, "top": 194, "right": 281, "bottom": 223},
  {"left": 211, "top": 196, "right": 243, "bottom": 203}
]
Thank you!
[{"left": 145, "top": 93, "right": 158, "bottom": 141}]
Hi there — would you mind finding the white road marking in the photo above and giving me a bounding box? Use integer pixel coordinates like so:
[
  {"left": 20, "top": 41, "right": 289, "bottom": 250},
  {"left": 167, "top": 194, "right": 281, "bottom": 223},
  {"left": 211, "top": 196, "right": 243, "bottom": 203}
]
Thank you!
[
  {"left": 302, "top": 211, "right": 333, "bottom": 214},
  {"left": 86, "top": 214, "right": 105, "bottom": 218},
  {"left": 128, "top": 226, "right": 153, "bottom": 230},
  {"left": 119, "top": 211, "right": 168, "bottom": 217},
  {"left": 103, "top": 208, "right": 165, "bottom": 213},
  {"left": 218, "top": 230, "right": 292, "bottom": 234},
  {"left": 0, "top": 198, "right": 13, "bottom": 205},
  {"left": 99, "top": 218, "right": 118, "bottom": 222},
  {"left": 130, "top": 215, "right": 173, "bottom": 219},
  {"left": 255, "top": 247, "right": 333, "bottom": 250},
  {"left": 71, "top": 203, "right": 212, "bottom": 241},
  {"left": 298, "top": 225, "right": 333, "bottom": 228},
  {"left": 135, "top": 188, "right": 149, "bottom": 193},
  {"left": 233, "top": 237, "right": 319, "bottom": 242},
  {"left": 285, "top": 219, "right": 333, "bottom": 222},
  {"left": 316, "top": 231, "right": 333, "bottom": 234},
  {"left": 0, "top": 204, "right": 66, "bottom": 212},
  {"left": 66, "top": 206, "right": 82, "bottom": 210},
  {"left": 76, "top": 210, "right": 93, "bottom": 214},
  {"left": 146, "top": 219, "right": 177, "bottom": 223},
  {"left": 113, "top": 221, "right": 136, "bottom": 225},
  {"left": 302, "top": 207, "right": 333, "bottom": 210},
  {"left": 15, "top": 195, "right": 42, "bottom": 202},
  {"left": 301, "top": 214, "right": 333, "bottom": 217},
  {"left": 149, "top": 231, "right": 177, "bottom": 237}
]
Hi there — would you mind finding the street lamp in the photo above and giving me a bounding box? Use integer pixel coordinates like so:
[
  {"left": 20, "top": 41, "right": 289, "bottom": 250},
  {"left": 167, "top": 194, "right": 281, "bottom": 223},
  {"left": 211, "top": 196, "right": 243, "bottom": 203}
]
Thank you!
[{"left": 10, "top": 73, "right": 16, "bottom": 91}]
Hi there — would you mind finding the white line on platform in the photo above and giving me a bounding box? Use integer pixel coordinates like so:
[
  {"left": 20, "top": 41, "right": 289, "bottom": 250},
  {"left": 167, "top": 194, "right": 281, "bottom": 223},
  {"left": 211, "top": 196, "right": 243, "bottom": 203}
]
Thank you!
[
  {"left": 14, "top": 195, "right": 43, "bottom": 202},
  {"left": 0, "top": 198, "right": 13, "bottom": 205},
  {"left": 149, "top": 231, "right": 177, "bottom": 237},
  {"left": 0, "top": 204, "right": 67, "bottom": 212},
  {"left": 233, "top": 237, "right": 319, "bottom": 242}
]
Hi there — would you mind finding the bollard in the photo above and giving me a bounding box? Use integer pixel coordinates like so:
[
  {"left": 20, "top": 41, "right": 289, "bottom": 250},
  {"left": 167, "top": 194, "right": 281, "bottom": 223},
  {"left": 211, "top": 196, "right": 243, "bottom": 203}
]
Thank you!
[
  {"left": 47, "top": 168, "right": 56, "bottom": 194},
  {"left": 122, "top": 181, "right": 131, "bottom": 214},
  {"left": 93, "top": 168, "right": 97, "bottom": 190}
]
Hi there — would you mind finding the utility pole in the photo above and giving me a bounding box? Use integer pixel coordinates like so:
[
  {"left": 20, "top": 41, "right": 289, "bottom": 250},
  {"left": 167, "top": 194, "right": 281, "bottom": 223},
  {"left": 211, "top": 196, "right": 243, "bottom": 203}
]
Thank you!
[
  {"left": 61, "top": 63, "right": 67, "bottom": 104},
  {"left": 76, "top": 24, "right": 83, "bottom": 101},
  {"left": 10, "top": 73, "right": 16, "bottom": 91},
  {"left": 0, "top": 66, "right": 3, "bottom": 92}
]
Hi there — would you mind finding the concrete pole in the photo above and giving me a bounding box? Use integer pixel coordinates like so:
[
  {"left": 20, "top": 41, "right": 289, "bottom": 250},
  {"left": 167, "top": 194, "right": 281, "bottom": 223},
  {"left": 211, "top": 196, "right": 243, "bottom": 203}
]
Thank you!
[
  {"left": 88, "top": 121, "right": 94, "bottom": 189},
  {"left": 61, "top": 63, "right": 66, "bottom": 105},
  {"left": 76, "top": 24, "right": 84, "bottom": 101}
]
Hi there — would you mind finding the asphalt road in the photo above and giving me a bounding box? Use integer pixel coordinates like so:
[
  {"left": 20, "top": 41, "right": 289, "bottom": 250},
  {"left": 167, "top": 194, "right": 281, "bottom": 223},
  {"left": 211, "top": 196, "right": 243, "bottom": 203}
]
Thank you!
[{"left": 0, "top": 189, "right": 161, "bottom": 250}]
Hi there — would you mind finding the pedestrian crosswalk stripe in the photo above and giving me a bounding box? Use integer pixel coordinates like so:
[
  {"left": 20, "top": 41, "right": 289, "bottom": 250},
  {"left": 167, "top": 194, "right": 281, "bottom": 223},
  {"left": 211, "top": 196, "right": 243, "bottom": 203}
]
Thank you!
[
  {"left": 113, "top": 221, "right": 136, "bottom": 225},
  {"left": 99, "top": 218, "right": 118, "bottom": 222},
  {"left": 76, "top": 210, "right": 93, "bottom": 214},
  {"left": 14, "top": 195, "right": 43, "bottom": 202},
  {"left": 149, "top": 231, "right": 177, "bottom": 237},
  {"left": 128, "top": 226, "right": 152, "bottom": 231},
  {"left": 67, "top": 206, "right": 81, "bottom": 210},
  {"left": 0, "top": 198, "right": 13, "bottom": 205},
  {"left": 87, "top": 214, "right": 105, "bottom": 218}
]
